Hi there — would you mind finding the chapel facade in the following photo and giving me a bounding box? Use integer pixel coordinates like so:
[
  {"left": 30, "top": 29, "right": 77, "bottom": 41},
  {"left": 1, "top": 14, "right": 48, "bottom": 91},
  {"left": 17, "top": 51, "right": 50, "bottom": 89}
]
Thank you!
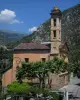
[{"left": 2, "top": 6, "right": 68, "bottom": 88}]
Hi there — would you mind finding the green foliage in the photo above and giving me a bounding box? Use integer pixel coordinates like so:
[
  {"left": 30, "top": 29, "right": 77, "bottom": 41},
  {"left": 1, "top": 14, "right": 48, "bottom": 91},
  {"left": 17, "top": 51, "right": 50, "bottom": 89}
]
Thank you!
[
  {"left": 6, "top": 40, "right": 21, "bottom": 49},
  {"left": 46, "top": 58, "right": 68, "bottom": 73},
  {"left": 7, "top": 82, "right": 63, "bottom": 100},
  {"left": 30, "top": 87, "right": 63, "bottom": 100},
  {"left": 0, "top": 46, "right": 13, "bottom": 74},
  {"left": 30, "top": 87, "right": 50, "bottom": 96},
  {"left": 33, "top": 61, "right": 48, "bottom": 78},
  {"left": 7, "top": 81, "right": 31, "bottom": 94},
  {"left": 16, "top": 62, "right": 35, "bottom": 80},
  {"left": 49, "top": 92, "right": 63, "bottom": 100},
  {"left": 0, "top": 46, "right": 7, "bottom": 59},
  {"left": 16, "top": 58, "right": 69, "bottom": 88},
  {"left": 0, "top": 30, "right": 25, "bottom": 46}
]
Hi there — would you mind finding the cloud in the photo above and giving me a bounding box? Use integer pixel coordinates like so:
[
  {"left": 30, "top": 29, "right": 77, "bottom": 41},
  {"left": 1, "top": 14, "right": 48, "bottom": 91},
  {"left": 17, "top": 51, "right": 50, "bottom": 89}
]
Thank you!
[
  {"left": 29, "top": 26, "right": 37, "bottom": 32},
  {"left": 0, "top": 9, "right": 23, "bottom": 24}
]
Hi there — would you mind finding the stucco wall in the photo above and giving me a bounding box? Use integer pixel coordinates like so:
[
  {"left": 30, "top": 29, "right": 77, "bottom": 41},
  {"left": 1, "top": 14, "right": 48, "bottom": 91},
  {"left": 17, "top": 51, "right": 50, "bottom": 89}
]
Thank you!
[
  {"left": 2, "top": 51, "right": 50, "bottom": 87},
  {"left": 2, "top": 68, "right": 13, "bottom": 87}
]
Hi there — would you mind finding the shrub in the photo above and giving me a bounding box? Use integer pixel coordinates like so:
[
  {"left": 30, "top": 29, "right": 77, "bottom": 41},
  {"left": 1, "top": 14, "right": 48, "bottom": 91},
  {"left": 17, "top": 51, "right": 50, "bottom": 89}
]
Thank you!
[
  {"left": 7, "top": 81, "right": 31, "bottom": 94},
  {"left": 7, "top": 81, "right": 63, "bottom": 100}
]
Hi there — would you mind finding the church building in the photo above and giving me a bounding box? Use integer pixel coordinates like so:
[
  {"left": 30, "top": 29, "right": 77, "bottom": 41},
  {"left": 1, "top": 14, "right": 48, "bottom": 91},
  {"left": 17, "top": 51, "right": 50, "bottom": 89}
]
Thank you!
[{"left": 2, "top": 6, "right": 68, "bottom": 88}]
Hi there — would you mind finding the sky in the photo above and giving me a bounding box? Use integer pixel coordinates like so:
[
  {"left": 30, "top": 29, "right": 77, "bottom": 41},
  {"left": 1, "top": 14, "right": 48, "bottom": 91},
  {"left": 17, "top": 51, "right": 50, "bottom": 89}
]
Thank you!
[{"left": 0, "top": 0, "right": 80, "bottom": 34}]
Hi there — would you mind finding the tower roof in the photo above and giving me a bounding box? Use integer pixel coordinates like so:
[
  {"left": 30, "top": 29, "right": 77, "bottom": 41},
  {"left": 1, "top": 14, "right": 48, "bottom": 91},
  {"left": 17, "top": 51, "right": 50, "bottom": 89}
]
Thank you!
[
  {"left": 54, "top": 6, "right": 59, "bottom": 10},
  {"left": 50, "top": 6, "right": 62, "bottom": 18}
]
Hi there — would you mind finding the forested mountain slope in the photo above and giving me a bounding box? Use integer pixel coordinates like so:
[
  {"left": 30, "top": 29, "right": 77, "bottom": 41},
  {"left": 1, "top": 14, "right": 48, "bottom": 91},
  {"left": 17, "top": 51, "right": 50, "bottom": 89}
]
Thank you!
[{"left": 0, "top": 30, "right": 26, "bottom": 45}]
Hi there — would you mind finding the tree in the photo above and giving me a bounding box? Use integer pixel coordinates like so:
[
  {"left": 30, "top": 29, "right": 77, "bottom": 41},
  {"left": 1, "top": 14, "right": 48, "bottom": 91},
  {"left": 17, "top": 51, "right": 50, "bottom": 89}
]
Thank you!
[
  {"left": 0, "top": 46, "right": 8, "bottom": 93},
  {"left": 0, "top": 45, "right": 13, "bottom": 74},
  {"left": 0, "top": 45, "right": 13, "bottom": 94},
  {"left": 16, "top": 61, "right": 48, "bottom": 88},
  {"left": 16, "top": 58, "right": 69, "bottom": 89},
  {"left": 33, "top": 61, "right": 49, "bottom": 88}
]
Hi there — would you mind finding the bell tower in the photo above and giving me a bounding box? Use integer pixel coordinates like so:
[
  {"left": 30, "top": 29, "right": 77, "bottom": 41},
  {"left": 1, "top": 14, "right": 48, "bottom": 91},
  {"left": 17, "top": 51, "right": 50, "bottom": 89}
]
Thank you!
[{"left": 50, "top": 6, "right": 62, "bottom": 57}]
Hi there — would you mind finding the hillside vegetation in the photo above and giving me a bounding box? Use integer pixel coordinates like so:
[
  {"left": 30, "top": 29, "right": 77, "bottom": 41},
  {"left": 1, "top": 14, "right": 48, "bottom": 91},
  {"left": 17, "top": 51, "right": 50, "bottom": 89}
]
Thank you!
[{"left": 0, "top": 30, "right": 26, "bottom": 45}]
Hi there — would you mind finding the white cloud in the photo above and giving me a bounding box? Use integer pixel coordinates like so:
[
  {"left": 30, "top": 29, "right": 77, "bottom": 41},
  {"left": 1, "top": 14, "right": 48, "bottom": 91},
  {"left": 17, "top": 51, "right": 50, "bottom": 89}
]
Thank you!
[
  {"left": 29, "top": 26, "right": 37, "bottom": 32},
  {"left": 0, "top": 9, "right": 23, "bottom": 24},
  {"left": 10, "top": 19, "right": 24, "bottom": 24}
]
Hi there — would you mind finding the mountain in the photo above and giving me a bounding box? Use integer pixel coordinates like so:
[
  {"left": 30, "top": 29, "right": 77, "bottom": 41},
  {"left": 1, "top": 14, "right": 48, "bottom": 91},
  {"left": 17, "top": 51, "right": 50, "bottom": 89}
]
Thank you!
[
  {"left": 21, "top": 4, "right": 80, "bottom": 44},
  {"left": 6, "top": 4, "right": 80, "bottom": 63},
  {"left": 0, "top": 29, "right": 26, "bottom": 45}
]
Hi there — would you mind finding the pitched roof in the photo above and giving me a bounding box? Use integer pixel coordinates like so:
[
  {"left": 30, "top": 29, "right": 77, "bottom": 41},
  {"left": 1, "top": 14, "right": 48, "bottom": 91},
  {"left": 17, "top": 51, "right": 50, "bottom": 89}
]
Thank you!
[
  {"left": 59, "top": 41, "right": 66, "bottom": 49},
  {"left": 59, "top": 41, "right": 69, "bottom": 52},
  {"left": 14, "top": 42, "right": 50, "bottom": 50}
]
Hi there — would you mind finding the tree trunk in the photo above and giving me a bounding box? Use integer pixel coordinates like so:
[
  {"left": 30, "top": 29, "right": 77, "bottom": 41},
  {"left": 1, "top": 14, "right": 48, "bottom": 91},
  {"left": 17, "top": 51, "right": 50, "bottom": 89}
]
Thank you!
[
  {"left": 39, "top": 78, "right": 43, "bottom": 88},
  {"left": 42, "top": 75, "right": 45, "bottom": 88},
  {"left": 47, "top": 73, "right": 52, "bottom": 88}
]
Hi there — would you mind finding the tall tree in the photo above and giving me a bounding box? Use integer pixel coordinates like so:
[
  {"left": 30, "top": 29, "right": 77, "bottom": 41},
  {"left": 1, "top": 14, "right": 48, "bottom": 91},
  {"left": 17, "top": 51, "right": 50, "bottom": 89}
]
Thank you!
[{"left": 16, "top": 61, "right": 48, "bottom": 88}]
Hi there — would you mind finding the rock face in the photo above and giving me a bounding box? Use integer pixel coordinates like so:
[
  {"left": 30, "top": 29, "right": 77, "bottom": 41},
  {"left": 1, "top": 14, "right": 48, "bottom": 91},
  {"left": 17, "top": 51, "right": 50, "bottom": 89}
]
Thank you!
[
  {"left": 22, "top": 4, "right": 80, "bottom": 44},
  {"left": 21, "top": 19, "right": 51, "bottom": 43},
  {"left": 61, "top": 4, "right": 80, "bottom": 47},
  {"left": 61, "top": 4, "right": 80, "bottom": 63}
]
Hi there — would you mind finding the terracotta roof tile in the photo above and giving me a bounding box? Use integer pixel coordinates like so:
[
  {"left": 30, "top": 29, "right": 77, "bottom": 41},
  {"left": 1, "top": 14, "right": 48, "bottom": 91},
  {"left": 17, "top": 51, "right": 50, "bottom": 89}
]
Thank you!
[{"left": 14, "top": 42, "right": 50, "bottom": 50}]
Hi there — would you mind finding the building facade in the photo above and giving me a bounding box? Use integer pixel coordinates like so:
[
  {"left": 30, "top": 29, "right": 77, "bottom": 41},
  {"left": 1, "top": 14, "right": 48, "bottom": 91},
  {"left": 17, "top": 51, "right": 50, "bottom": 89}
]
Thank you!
[{"left": 2, "top": 6, "right": 68, "bottom": 88}]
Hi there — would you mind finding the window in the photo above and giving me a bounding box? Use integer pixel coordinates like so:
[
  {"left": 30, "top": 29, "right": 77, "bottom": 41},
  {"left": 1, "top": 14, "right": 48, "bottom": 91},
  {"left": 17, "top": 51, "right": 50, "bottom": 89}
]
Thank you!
[
  {"left": 42, "top": 58, "right": 46, "bottom": 62},
  {"left": 25, "top": 58, "right": 29, "bottom": 62},
  {"left": 53, "top": 30, "right": 56, "bottom": 38},
  {"left": 54, "top": 19, "right": 56, "bottom": 26}
]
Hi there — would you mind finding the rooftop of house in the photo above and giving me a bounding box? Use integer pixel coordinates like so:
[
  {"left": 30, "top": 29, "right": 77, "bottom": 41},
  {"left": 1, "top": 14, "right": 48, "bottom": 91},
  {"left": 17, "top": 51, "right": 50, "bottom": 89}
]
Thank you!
[
  {"left": 13, "top": 42, "right": 50, "bottom": 50},
  {"left": 13, "top": 41, "right": 68, "bottom": 52}
]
